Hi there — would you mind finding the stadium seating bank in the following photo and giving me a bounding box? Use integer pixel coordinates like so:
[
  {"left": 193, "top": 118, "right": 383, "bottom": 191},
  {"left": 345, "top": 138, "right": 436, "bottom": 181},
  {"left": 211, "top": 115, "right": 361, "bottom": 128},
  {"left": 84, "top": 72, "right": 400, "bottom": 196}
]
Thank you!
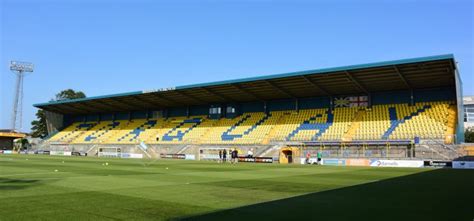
[{"left": 34, "top": 54, "right": 464, "bottom": 162}]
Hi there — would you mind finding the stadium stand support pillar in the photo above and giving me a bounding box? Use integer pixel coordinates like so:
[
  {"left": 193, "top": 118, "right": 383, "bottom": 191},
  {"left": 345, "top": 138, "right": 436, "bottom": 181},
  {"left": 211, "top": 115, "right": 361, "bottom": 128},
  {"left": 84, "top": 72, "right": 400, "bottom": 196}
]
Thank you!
[
  {"left": 112, "top": 113, "right": 116, "bottom": 121},
  {"left": 412, "top": 144, "right": 417, "bottom": 158},
  {"left": 44, "top": 110, "right": 64, "bottom": 135},
  {"left": 186, "top": 106, "right": 190, "bottom": 118},
  {"left": 405, "top": 144, "right": 413, "bottom": 158},
  {"left": 128, "top": 112, "right": 132, "bottom": 121},
  {"left": 410, "top": 89, "right": 415, "bottom": 106},
  {"left": 330, "top": 96, "right": 334, "bottom": 110},
  {"left": 295, "top": 98, "right": 299, "bottom": 112},
  {"left": 368, "top": 93, "right": 372, "bottom": 107},
  {"left": 264, "top": 101, "right": 268, "bottom": 114}
]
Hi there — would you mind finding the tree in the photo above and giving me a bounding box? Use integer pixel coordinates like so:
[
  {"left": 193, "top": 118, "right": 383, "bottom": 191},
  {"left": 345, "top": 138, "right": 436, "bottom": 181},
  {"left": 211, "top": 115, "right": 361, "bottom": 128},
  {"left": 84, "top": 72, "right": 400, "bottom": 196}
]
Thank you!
[
  {"left": 30, "top": 89, "right": 86, "bottom": 138},
  {"left": 14, "top": 138, "right": 29, "bottom": 150},
  {"left": 465, "top": 129, "right": 474, "bottom": 143},
  {"left": 31, "top": 109, "right": 47, "bottom": 138},
  {"left": 55, "top": 89, "right": 86, "bottom": 101}
]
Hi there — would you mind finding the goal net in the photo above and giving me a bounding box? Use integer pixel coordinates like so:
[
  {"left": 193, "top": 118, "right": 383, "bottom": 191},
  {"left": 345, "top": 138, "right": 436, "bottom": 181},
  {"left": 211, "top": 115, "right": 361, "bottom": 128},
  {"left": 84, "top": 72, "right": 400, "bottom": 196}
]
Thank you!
[{"left": 98, "top": 147, "right": 121, "bottom": 158}]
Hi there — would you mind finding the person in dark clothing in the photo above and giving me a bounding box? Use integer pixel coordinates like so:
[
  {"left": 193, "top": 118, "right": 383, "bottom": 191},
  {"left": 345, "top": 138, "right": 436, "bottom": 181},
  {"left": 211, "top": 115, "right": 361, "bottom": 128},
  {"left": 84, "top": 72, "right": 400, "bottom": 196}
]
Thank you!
[
  {"left": 218, "top": 150, "right": 223, "bottom": 163},
  {"left": 232, "top": 149, "right": 238, "bottom": 164},
  {"left": 222, "top": 149, "right": 227, "bottom": 162}
]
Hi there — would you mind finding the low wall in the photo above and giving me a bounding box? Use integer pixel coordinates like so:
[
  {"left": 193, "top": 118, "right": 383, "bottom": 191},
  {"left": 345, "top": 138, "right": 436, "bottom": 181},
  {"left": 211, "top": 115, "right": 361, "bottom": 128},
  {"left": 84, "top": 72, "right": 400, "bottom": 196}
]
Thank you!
[
  {"left": 301, "top": 158, "right": 424, "bottom": 168},
  {"left": 452, "top": 161, "right": 474, "bottom": 169}
]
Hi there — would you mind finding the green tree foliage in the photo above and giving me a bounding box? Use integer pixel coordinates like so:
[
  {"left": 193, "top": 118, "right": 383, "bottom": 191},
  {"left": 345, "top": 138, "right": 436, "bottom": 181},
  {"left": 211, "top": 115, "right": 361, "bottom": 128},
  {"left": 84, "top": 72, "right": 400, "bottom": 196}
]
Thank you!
[
  {"left": 30, "top": 109, "right": 47, "bottom": 138},
  {"left": 465, "top": 129, "right": 474, "bottom": 143},
  {"left": 55, "top": 89, "right": 86, "bottom": 101},
  {"left": 30, "top": 89, "right": 86, "bottom": 138},
  {"left": 14, "top": 138, "right": 29, "bottom": 150}
]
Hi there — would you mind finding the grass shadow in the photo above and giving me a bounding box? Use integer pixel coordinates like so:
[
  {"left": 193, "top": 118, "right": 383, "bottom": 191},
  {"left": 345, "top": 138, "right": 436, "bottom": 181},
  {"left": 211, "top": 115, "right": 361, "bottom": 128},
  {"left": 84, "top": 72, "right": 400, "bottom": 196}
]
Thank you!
[
  {"left": 180, "top": 169, "right": 474, "bottom": 221},
  {"left": 0, "top": 178, "right": 42, "bottom": 190}
]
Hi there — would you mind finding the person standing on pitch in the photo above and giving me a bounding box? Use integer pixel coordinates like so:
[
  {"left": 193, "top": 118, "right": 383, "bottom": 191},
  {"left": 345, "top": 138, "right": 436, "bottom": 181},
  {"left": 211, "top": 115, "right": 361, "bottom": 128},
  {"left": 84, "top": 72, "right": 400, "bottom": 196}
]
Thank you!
[
  {"left": 230, "top": 149, "right": 234, "bottom": 164},
  {"left": 317, "top": 151, "right": 322, "bottom": 165},
  {"left": 218, "top": 150, "right": 223, "bottom": 163},
  {"left": 223, "top": 149, "right": 227, "bottom": 163},
  {"left": 232, "top": 149, "right": 238, "bottom": 164}
]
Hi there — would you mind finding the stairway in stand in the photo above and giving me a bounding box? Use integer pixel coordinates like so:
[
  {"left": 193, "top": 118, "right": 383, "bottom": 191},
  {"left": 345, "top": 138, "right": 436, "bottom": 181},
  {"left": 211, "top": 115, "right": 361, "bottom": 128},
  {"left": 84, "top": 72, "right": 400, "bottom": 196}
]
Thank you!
[
  {"left": 342, "top": 109, "right": 366, "bottom": 141},
  {"left": 262, "top": 112, "right": 289, "bottom": 144},
  {"left": 444, "top": 104, "right": 457, "bottom": 144}
]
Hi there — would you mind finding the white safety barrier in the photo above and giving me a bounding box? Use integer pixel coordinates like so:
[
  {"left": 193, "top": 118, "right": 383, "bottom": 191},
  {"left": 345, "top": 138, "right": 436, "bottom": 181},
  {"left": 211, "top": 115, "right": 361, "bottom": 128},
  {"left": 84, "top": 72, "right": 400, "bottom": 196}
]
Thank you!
[
  {"left": 370, "top": 160, "right": 424, "bottom": 168},
  {"left": 452, "top": 161, "right": 474, "bottom": 169},
  {"left": 185, "top": 155, "right": 195, "bottom": 160},
  {"left": 120, "top": 153, "right": 143, "bottom": 159},
  {"left": 49, "top": 151, "right": 72, "bottom": 156}
]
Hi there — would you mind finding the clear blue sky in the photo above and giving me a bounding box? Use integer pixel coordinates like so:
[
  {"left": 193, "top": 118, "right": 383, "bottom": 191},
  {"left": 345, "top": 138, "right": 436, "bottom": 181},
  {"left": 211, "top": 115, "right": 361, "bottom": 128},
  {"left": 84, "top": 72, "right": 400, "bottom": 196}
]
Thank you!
[{"left": 1, "top": 0, "right": 473, "bottom": 132}]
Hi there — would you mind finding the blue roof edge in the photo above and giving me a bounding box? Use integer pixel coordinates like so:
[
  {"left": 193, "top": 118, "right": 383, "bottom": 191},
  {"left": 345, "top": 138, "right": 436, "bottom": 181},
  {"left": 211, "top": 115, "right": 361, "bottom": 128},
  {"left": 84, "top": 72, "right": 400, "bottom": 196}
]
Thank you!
[
  {"left": 176, "top": 54, "right": 455, "bottom": 89},
  {"left": 33, "top": 91, "right": 143, "bottom": 107},
  {"left": 33, "top": 54, "right": 455, "bottom": 108}
]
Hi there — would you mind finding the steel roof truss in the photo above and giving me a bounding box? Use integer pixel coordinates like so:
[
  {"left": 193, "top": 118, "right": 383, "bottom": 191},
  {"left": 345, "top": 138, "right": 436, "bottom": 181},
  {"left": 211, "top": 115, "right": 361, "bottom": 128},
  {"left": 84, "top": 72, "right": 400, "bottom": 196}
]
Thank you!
[
  {"left": 344, "top": 71, "right": 369, "bottom": 94},
  {"left": 393, "top": 66, "right": 412, "bottom": 89}
]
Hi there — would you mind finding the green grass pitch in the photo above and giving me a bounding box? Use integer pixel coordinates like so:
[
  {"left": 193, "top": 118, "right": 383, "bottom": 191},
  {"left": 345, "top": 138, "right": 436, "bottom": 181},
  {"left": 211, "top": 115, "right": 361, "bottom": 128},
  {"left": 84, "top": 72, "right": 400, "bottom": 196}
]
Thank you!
[{"left": 1, "top": 155, "right": 473, "bottom": 221}]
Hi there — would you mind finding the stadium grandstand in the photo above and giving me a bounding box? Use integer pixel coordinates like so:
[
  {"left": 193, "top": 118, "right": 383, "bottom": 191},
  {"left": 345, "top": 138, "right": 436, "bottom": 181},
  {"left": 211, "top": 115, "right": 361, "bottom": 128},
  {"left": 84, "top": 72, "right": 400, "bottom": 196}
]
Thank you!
[
  {"left": 33, "top": 54, "right": 464, "bottom": 162},
  {"left": 0, "top": 130, "right": 26, "bottom": 150}
]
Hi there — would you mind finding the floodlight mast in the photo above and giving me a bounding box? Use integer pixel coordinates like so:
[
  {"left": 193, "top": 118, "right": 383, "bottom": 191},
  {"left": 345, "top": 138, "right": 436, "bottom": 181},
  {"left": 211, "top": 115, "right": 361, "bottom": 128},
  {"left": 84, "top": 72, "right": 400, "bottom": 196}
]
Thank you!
[{"left": 10, "top": 61, "right": 34, "bottom": 132}]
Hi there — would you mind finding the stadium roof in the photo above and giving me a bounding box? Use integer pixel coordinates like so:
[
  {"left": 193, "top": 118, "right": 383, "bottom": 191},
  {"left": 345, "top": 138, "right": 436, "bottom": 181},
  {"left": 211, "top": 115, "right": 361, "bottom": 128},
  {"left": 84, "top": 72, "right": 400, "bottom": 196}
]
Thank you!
[
  {"left": 0, "top": 130, "right": 27, "bottom": 139},
  {"left": 464, "top": 96, "right": 474, "bottom": 105},
  {"left": 34, "top": 54, "right": 457, "bottom": 115}
]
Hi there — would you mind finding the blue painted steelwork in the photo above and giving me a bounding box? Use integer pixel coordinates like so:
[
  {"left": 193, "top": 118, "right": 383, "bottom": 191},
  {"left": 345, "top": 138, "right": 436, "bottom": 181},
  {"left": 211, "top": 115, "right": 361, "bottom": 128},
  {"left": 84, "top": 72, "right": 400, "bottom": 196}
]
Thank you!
[
  {"left": 176, "top": 54, "right": 455, "bottom": 90},
  {"left": 78, "top": 123, "right": 95, "bottom": 128},
  {"left": 303, "top": 140, "right": 412, "bottom": 146},
  {"left": 33, "top": 54, "right": 455, "bottom": 108},
  {"left": 34, "top": 91, "right": 143, "bottom": 107}
]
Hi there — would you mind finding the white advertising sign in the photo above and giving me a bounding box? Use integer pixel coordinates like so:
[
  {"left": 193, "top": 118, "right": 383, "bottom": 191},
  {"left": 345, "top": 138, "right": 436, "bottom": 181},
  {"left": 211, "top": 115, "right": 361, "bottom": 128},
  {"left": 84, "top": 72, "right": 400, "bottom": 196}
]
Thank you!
[
  {"left": 370, "top": 160, "right": 423, "bottom": 168},
  {"left": 3, "top": 150, "right": 13, "bottom": 154},
  {"left": 185, "top": 154, "right": 196, "bottom": 160},
  {"left": 129, "top": 153, "right": 143, "bottom": 159},
  {"left": 452, "top": 161, "right": 474, "bottom": 169},
  {"left": 50, "top": 151, "right": 68, "bottom": 156},
  {"left": 121, "top": 153, "right": 143, "bottom": 159},
  {"left": 200, "top": 154, "right": 219, "bottom": 160}
]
